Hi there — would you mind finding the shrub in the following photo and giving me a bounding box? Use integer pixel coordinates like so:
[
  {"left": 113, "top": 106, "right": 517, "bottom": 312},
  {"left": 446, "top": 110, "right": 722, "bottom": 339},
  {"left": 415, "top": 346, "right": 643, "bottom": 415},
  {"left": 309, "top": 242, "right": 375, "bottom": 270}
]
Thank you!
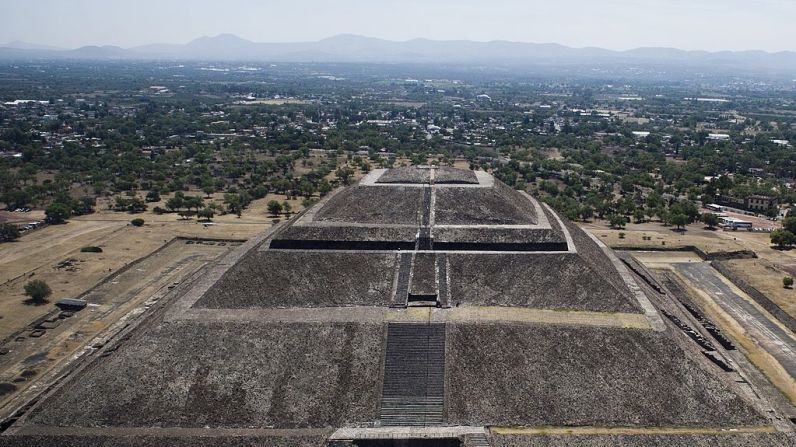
[
  {"left": 771, "top": 229, "right": 796, "bottom": 249},
  {"left": 608, "top": 214, "right": 627, "bottom": 229},
  {"left": 145, "top": 190, "right": 161, "bottom": 202},
  {"left": 784, "top": 276, "right": 794, "bottom": 289},
  {"left": 24, "top": 279, "right": 51, "bottom": 303},
  {"left": 670, "top": 213, "right": 688, "bottom": 230},
  {"left": 267, "top": 200, "right": 283, "bottom": 216},
  {"left": 45, "top": 202, "right": 72, "bottom": 224},
  {"left": 197, "top": 207, "right": 215, "bottom": 221},
  {"left": 701, "top": 213, "right": 719, "bottom": 229},
  {"left": 80, "top": 246, "right": 103, "bottom": 253},
  {"left": 130, "top": 218, "right": 145, "bottom": 227},
  {"left": 0, "top": 223, "right": 20, "bottom": 242}
]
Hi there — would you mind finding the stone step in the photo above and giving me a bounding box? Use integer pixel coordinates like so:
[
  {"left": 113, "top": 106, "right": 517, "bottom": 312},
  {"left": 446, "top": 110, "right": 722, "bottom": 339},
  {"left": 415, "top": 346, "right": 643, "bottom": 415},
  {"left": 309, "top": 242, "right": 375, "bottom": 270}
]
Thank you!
[
  {"left": 465, "top": 433, "right": 491, "bottom": 447},
  {"left": 391, "top": 253, "right": 413, "bottom": 307},
  {"left": 380, "top": 323, "right": 446, "bottom": 426}
]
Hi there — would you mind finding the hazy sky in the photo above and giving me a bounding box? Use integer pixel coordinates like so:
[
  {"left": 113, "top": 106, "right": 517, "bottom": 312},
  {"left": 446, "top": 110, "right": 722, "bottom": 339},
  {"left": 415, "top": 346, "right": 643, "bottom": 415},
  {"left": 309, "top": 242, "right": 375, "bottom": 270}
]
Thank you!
[{"left": 2, "top": 0, "right": 795, "bottom": 52}]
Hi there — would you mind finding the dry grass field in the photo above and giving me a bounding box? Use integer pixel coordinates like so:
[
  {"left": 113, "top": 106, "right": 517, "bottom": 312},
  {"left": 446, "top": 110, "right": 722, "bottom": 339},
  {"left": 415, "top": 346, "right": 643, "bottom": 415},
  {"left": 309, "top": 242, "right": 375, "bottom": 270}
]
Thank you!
[
  {"left": 578, "top": 218, "right": 796, "bottom": 322},
  {"left": 0, "top": 193, "right": 278, "bottom": 342},
  {"left": 723, "top": 258, "right": 796, "bottom": 320},
  {"left": 0, "top": 190, "right": 293, "bottom": 416}
]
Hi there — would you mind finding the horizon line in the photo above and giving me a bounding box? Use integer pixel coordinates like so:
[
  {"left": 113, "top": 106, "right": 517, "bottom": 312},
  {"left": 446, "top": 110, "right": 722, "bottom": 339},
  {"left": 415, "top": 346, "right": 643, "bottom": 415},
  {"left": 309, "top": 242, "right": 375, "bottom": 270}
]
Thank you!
[{"left": 2, "top": 34, "right": 793, "bottom": 55}]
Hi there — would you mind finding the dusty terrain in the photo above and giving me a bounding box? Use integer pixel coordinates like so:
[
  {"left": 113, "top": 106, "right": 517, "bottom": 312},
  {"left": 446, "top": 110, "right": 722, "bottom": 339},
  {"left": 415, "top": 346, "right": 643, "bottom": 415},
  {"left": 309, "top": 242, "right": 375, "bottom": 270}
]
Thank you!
[
  {"left": 581, "top": 220, "right": 748, "bottom": 254},
  {"left": 579, "top": 219, "right": 796, "bottom": 408},
  {"left": 579, "top": 218, "right": 796, "bottom": 322},
  {"left": 0, "top": 195, "right": 276, "bottom": 341},
  {"left": 0, "top": 192, "right": 281, "bottom": 416},
  {"left": 0, "top": 239, "right": 236, "bottom": 415},
  {"left": 723, "top": 258, "right": 796, "bottom": 319}
]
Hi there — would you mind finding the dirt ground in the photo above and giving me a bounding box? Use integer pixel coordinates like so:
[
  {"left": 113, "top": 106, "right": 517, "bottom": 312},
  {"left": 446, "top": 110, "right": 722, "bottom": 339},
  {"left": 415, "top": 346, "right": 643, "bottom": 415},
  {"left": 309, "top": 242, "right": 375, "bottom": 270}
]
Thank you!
[
  {"left": 0, "top": 195, "right": 275, "bottom": 343},
  {"left": 578, "top": 218, "right": 796, "bottom": 322},
  {"left": 0, "top": 181, "right": 331, "bottom": 419},
  {"left": 670, "top": 266, "right": 796, "bottom": 404},
  {"left": 578, "top": 220, "right": 749, "bottom": 254},
  {"left": 0, "top": 239, "right": 235, "bottom": 417},
  {"left": 628, "top": 250, "right": 704, "bottom": 267},
  {"left": 723, "top": 259, "right": 796, "bottom": 320},
  {"left": 0, "top": 210, "right": 45, "bottom": 225}
]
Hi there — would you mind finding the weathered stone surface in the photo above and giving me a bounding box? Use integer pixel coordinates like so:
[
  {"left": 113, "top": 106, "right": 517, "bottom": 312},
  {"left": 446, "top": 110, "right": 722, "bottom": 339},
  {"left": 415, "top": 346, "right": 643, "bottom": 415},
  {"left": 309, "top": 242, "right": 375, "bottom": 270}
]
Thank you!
[
  {"left": 432, "top": 227, "right": 564, "bottom": 246},
  {"left": 376, "top": 166, "right": 432, "bottom": 184},
  {"left": 273, "top": 225, "right": 417, "bottom": 244},
  {"left": 314, "top": 186, "right": 424, "bottom": 225},
  {"left": 448, "top": 253, "right": 639, "bottom": 312},
  {"left": 196, "top": 251, "right": 396, "bottom": 308},
  {"left": 375, "top": 166, "right": 478, "bottom": 184},
  {"left": 435, "top": 167, "right": 479, "bottom": 184},
  {"left": 6, "top": 167, "right": 783, "bottom": 447},
  {"left": 0, "top": 434, "right": 329, "bottom": 447},
  {"left": 563, "top": 218, "right": 637, "bottom": 302},
  {"left": 435, "top": 182, "right": 538, "bottom": 225},
  {"left": 29, "top": 322, "right": 384, "bottom": 429},
  {"left": 491, "top": 433, "right": 794, "bottom": 447},
  {"left": 410, "top": 253, "right": 437, "bottom": 297},
  {"left": 447, "top": 323, "right": 764, "bottom": 427}
]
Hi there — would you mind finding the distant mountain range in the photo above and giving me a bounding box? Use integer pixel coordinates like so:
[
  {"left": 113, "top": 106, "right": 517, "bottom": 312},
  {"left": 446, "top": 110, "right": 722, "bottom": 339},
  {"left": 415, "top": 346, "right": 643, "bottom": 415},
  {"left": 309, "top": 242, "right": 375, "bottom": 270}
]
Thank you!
[{"left": 2, "top": 34, "right": 796, "bottom": 74}]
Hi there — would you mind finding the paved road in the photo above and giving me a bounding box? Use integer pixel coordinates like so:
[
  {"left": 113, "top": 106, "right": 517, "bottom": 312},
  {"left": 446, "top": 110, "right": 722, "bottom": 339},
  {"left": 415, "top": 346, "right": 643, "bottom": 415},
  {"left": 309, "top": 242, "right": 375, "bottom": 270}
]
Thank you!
[{"left": 676, "top": 262, "right": 796, "bottom": 380}]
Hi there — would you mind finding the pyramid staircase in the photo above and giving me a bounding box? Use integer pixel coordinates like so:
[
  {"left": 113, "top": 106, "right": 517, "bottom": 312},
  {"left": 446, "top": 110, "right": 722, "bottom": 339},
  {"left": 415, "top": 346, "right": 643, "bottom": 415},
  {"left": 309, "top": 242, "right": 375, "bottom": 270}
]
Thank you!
[{"left": 380, "top": 323, "right": 446, "bottom": 426}]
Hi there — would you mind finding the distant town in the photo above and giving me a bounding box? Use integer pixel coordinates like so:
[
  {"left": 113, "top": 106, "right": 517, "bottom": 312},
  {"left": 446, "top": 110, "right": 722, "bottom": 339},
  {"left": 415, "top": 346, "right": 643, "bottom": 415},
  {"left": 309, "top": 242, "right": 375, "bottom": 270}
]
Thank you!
[
  {"left": 1, "top": 61, "right": 795, "bottom": 237},
  {"left": 1, "top": 55, "right": 796, "bottom": 447}
]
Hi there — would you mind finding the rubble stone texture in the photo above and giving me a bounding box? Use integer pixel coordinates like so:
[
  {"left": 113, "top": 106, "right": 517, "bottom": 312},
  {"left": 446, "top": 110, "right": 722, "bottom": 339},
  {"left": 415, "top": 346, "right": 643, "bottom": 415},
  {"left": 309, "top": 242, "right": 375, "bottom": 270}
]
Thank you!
[{"left": 5, "top": 167, "right": 786, "bottom": 447}]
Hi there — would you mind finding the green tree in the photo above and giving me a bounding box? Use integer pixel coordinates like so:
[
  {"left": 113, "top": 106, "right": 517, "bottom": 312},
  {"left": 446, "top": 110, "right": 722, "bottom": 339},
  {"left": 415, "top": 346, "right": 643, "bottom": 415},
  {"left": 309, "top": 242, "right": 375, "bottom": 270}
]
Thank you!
[
  {"left": 127, "top": 196, "right": 147, "bottom": 213},
  {"left": 282, "top": 201, "right": 292, "bottom": 215},
  {"left": 783, "top": 217, "right": 796, "bottom": 234},
  {"left": 784, "top": 276, "right": 794, "bottom": 289},
  {"left": 670, "top": 200, "right": 699, "bottom": 223},
  {"left": 145, "top": 190, "right": 161, "bottom": 202},
  {"left": 579, "top": 205, "right": 594, "bottom": 222},
  {"left": 130, "top": 218, "right": 145, "bottom": 227},
  {"left": 655, "top": 206, "right": 669, "bottom": 225},
  {"left": 702, "top": 213, "right": 720, "bottom": 229},
  {"left": 671, "top": 213, "right": 688, "bottom": 230},
  {"left": 45, "top": 202, "right": 72, "bottom": 224},
  {"left": 267, "top": 200, "right": 283, "bottom": 216},
  {"left": 608, "top": 214, "right": 627, "bottom": 229},
  {"left": 318, "top": 180, "right": 332, "bottom": 197},
  {"left": 4, "top": 190, "right": 31, "bottom": 210},
  {"left": 24, "top": 279, "right": 52, "bottom": 304},
  {"left": 336, "top": 167, "right": 354, "bottom": 185},
  {"left": 0, "top": 223, "right": 20, "bottom": 242},
  {"left": 113, "top": 196, "right": 130, "bottom": 211},
  {"left": 166, "top": 196, "right": 184, "bottom": 212},
  {"left": 198, "top": 207, "right": 215, "bottom": 221},
  {"left": 633, "top": 208, "right": 646, "bottom": 224},
  {"left": 771, "top": 229, "right": 796, "bottom": 249},
  {"left": 73, "top": 196, "right": 96, "bottom": 215},
  {"left": 184, "top": 196, "right": 205, "bottom": 213},
  {"left": 224, "top": 194, "right": 243, "bottom": 217},
  {"left": 299, "top": 179, "right": 315, "bottom": 199}
]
